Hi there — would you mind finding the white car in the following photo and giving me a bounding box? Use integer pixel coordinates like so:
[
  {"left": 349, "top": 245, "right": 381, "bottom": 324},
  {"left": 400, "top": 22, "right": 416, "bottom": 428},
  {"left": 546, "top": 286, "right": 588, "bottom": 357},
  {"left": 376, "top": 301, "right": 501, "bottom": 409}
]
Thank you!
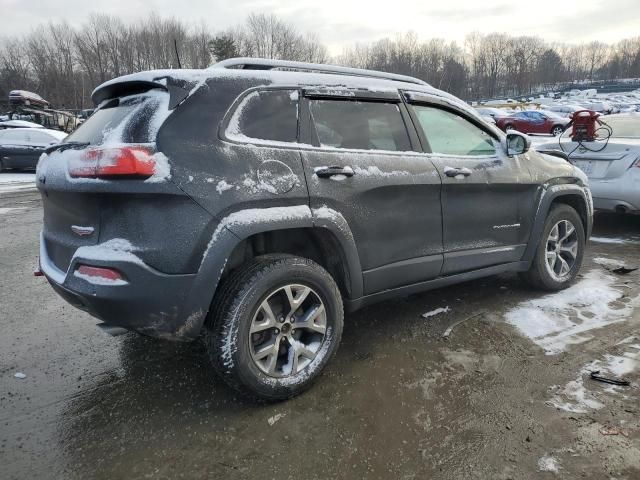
[
  {"left": 0, "top": 127, "right": 67, "bottom": 171},
  {"left": 538, "top": 113, "right": 640, "bottom": 214}
]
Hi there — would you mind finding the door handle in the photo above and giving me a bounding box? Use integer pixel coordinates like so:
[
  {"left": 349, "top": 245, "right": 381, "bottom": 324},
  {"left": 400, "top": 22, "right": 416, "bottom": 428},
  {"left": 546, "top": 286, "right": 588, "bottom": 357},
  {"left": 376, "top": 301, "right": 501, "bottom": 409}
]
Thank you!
[
  {"left": 315, "top": 166, "right": 355, "bottom": 178},
  {"left": 444, "top": 166, "right": 472, "bottom": 178}
]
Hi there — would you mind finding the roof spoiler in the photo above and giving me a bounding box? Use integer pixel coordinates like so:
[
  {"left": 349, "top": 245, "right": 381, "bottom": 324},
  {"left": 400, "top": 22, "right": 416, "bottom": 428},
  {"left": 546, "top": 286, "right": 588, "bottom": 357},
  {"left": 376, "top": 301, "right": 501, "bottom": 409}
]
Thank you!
[
  {"left": 91, "top": 78, "right": 192, "bottom": 110},
  {"left": 211, "top": 57, "right": 429, "bottom": 87}
]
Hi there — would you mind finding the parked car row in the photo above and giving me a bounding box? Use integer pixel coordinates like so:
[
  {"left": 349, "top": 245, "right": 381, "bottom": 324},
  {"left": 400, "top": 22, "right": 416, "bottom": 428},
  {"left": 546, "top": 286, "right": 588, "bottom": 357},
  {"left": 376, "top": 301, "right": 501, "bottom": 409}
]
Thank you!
[{"left": 0, "top": 127, "right": 67, "bottom": 171}]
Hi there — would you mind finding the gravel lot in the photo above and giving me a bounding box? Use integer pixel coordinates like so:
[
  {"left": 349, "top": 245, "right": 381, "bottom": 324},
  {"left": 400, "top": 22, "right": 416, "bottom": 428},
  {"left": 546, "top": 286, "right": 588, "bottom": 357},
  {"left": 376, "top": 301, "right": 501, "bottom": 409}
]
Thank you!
[{"left": 1, "top": 186, "right": 639, "bottom": 480}]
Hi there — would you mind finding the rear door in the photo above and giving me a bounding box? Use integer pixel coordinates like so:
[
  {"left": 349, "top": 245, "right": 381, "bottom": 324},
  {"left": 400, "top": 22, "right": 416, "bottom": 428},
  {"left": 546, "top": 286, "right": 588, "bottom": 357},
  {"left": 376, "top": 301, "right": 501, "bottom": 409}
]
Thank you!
[
  {"left": 300, "top": 89, "right": 443, "bottom": 295},
  {"left": 406, "top": 95, "right": 535, "bottom": 275}
]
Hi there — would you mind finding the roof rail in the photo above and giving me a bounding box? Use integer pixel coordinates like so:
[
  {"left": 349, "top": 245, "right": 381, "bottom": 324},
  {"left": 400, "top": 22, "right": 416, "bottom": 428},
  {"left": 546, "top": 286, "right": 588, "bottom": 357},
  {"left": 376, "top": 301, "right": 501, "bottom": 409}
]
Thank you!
[{"left": 210, "top": 57, "right": 429, "bottom": 87}]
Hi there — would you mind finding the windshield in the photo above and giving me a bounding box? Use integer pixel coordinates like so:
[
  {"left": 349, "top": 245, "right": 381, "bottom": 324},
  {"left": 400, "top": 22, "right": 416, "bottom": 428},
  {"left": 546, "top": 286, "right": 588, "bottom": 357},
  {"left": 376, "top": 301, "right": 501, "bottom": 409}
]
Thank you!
[{"left": 604, "top": 116, "right": 640, "bottom": 138}]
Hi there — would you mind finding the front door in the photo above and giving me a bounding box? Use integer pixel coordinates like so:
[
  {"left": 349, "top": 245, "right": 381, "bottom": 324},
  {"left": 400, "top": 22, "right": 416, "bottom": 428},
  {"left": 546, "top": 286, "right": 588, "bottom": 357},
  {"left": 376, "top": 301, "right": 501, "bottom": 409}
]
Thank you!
[
  {"left": 407, "top": 100, "right": 536, "bottom": 275},
  {"left": 300, "top": 92, "right": 443, "bottom": 295}
]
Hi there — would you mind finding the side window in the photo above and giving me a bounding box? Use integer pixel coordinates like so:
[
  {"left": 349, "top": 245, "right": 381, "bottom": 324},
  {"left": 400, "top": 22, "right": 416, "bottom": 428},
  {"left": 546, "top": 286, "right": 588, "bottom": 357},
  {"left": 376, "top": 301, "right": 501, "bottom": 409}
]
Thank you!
[
  {"left": 309, "top": 100, "right": 411, "bottom": 152},
  {"left": 30, "top": 131, "right": 55, "bottom": 144},
  {"left": 411, "top": 105, "right": 497, "bottom": 156},
  {"left": 1, "top": 130, "right": 28, "bottom": 144},
  {"left": 227, "top": 89, "right": 298, "bottom": 143}
]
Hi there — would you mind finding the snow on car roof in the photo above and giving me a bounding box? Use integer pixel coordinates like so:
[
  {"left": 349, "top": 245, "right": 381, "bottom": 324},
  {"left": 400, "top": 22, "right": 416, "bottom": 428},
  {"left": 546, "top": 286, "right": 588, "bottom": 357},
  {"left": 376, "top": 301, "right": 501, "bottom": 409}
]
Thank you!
[{"left": 0, "top": 120, "right": 44, "bottom": 129}]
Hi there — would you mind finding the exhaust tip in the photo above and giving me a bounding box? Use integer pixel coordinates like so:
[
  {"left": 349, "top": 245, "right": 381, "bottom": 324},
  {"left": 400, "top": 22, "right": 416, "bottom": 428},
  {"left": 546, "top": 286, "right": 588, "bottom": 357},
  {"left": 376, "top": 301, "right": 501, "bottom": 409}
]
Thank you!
[{"left": 97, "top": 323, "right": 129, "bottom": 337}]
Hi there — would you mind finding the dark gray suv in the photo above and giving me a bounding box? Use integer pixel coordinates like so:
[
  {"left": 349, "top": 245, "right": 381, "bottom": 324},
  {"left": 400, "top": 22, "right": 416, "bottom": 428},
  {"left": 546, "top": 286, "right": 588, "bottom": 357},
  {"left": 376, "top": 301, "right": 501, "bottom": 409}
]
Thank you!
[{"left": 37, "top": 58, "right": 592, "bottom": 400}]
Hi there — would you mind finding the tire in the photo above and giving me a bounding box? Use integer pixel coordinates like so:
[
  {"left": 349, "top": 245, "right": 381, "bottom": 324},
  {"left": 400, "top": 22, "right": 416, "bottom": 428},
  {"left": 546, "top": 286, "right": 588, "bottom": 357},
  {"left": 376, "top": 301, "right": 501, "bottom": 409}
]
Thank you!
[
  {"left": 504, "top": 123, "right": 514, "bottom": 131},
  {"left": 520, "top": 204, "right": 585, "bottom": 291},
  {"left": 204, "top": 255, "right": 344, "bottom": 401},
  {"left": 551, "top": 125, "right": 564, "bottom": 136}
]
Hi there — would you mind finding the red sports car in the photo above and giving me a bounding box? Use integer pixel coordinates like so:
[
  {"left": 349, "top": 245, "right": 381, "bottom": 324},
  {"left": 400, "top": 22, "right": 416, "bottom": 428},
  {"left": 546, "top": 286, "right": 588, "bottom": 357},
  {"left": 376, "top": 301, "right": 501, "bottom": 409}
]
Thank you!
[{"left": 495, "top": 110, "right": 570, "bottom": 136}]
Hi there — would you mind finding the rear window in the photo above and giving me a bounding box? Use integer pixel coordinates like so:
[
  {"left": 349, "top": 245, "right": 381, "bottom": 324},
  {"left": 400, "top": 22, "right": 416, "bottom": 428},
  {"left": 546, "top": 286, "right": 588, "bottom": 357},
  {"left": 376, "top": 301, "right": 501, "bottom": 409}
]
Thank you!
[
  {"left": 310, "top": 100, "right": 411, "bottom": 151},
  {"left": 65, "top": 89, "right": 168, "bottom": 145},
  {"left": 226, "top": 89, "right": 298, "bottom": 143}
]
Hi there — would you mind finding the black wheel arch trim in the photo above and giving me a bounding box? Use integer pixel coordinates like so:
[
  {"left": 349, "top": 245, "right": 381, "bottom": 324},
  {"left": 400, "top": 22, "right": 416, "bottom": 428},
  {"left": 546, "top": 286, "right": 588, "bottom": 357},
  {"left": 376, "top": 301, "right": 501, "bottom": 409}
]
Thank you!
[
  {"left": 522, "top": 182, "right": 593, "bottom": 264},
  {"left": 181, "top": 205, "right": 363, "bottom": 338}
]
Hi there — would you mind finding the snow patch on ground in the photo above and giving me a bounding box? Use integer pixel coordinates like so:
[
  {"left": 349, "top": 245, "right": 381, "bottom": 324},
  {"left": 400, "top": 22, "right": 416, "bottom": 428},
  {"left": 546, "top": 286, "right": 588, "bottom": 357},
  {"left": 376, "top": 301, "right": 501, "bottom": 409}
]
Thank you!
[
  {"left": 0, "top": 173, "right": 36, "bottom": 193},
  {"left": 537, "top": 454, "right": 560, "bottom": 473},
  {"left": 0, "top": 207, "right": 26, "bottom": 215},
  {"left": 590, "top": 236, "right": 632, "bottom": 245},
  {"left": 422, "top": 306, "right": 450, "bottom": 319},
  {"left": 267, "top": 413, "right": 286, "bottom": 426},
  {"left": 547, "top": 341, "right": 639, "bottom": 413},
  {"left": 593, "top": 257, "right": 626, "bottom": 269},
  {"left": 505, "top": 270, "right": 637, "bottom": 354}
]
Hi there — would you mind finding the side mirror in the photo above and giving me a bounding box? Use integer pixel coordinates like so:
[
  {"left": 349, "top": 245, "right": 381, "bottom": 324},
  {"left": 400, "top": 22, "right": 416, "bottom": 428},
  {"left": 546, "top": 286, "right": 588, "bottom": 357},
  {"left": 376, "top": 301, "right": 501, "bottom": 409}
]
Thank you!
[{"left": 502, "top": 131, "right": 531, "bottom": 156}]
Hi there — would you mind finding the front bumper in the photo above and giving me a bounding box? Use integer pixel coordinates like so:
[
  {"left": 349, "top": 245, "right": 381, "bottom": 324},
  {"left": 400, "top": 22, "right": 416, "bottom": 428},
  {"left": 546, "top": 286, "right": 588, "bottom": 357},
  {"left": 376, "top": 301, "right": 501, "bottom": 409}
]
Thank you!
[{"left": 39, "top": 232, "right": 203, "bottom": 341}]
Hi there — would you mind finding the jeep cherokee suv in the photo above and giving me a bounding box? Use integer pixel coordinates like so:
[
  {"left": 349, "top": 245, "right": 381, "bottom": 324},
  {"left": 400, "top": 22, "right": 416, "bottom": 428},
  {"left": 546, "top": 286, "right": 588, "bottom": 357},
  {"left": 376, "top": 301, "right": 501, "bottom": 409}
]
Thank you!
[{"left": 37, "top": 58, "right": 592, "bottom": 400}]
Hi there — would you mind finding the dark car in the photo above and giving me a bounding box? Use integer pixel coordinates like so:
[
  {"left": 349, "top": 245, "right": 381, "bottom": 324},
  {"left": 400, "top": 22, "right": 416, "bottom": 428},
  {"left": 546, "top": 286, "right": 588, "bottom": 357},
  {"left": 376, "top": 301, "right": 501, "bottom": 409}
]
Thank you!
[
  {"left": 0, "top": 127, "right": 66, "bottom": 171},
  {"left": 495, "top": 110, "right": 570, "bottom": 136},
  {"left": 37, "top": 58, "right": 592, "bottom": 400}
]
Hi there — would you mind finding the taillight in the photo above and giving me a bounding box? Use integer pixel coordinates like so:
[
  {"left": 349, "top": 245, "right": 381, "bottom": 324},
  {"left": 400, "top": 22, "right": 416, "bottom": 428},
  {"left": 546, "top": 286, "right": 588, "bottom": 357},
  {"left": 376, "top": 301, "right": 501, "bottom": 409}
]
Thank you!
[{"left": 68, "top": 146, "right": 156, "bottom": 179}]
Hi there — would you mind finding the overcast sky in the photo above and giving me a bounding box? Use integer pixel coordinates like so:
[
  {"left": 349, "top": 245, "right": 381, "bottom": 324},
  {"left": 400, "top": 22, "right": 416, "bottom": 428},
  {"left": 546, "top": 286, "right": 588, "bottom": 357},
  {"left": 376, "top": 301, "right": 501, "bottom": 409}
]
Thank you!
[{"left": 1, "top": 0, "right": 638, "bottom": 54}]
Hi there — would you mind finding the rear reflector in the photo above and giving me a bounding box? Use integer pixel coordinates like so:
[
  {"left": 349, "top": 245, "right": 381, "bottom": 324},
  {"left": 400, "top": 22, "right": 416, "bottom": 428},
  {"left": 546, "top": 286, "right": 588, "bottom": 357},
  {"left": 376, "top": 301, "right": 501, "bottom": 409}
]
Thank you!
[
  {"left": 68, "top": 146, "right": 155, "bottom": 179},
  {"left": 75, "top": 264, "right": 127, "bottom": 285}
]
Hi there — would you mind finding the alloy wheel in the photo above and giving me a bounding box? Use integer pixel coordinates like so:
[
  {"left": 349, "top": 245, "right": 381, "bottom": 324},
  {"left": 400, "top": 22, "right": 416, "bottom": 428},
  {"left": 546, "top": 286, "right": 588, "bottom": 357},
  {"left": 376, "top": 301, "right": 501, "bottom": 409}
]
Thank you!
[
  {"left": 545, "top": 220, "right": 579, "bottom": 281},
  {"left": 249, "top": 284, "right": 327, "bottom": 377}
]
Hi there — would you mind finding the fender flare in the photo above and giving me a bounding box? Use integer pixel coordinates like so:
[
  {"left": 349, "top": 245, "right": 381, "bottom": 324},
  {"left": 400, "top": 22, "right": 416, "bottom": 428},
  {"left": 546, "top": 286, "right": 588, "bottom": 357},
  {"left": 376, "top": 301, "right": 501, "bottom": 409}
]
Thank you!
[
  {"left": 179, "top": 205, "right": 363, "bottom": 338},
  {"left": 522, "top": 182, "right": 593, "bottom": 263}
]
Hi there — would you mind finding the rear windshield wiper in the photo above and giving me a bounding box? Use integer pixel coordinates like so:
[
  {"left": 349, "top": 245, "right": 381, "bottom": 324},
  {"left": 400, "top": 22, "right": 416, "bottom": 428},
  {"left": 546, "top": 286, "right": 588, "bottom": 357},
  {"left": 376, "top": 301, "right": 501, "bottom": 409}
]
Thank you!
[{"left": 45, "top": 141, "right": 90, "bottom": 154}]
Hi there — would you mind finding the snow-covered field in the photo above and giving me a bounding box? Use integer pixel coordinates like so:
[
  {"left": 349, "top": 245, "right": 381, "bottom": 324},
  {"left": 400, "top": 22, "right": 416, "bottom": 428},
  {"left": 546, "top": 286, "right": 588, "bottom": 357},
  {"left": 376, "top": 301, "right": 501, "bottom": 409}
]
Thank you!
[{"left": 0, "top": 173, "right": 36, "bottom": 193}]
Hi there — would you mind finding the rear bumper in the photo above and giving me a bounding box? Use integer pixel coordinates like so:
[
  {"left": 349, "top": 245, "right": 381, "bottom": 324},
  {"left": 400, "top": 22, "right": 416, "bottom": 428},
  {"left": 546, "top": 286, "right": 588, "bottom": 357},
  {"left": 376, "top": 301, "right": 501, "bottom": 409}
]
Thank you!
[
  {"left": 590, "top": 176, "right": 640, "bottom": 213},
  {"left": 39, "top": 232, "right": 204, "bottom": 341}
]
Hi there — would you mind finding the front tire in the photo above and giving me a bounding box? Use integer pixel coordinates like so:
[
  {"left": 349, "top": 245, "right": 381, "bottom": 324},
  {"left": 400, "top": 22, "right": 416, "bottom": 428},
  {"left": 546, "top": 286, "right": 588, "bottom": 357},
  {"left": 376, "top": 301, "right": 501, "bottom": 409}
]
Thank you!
[
  {"left": 205, "top": 255, "right": 344, "bottom": 401},
  {"left": 520, "top": 204, "right": 585, "bottom": 291}
]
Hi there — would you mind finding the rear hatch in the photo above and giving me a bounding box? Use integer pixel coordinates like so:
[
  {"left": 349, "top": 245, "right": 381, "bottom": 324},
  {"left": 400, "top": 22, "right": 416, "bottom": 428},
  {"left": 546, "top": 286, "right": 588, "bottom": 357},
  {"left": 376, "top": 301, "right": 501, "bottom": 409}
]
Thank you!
[{"left": 38, "top": 80, "right": 178, "bottom": 275}]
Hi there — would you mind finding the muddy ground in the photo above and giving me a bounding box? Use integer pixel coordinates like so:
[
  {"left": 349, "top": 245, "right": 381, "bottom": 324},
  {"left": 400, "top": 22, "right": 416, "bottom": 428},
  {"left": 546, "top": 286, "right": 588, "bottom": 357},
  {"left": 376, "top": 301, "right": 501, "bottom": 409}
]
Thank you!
[{"left": 1, "top": 188, "right": 639, "bottom": 480}]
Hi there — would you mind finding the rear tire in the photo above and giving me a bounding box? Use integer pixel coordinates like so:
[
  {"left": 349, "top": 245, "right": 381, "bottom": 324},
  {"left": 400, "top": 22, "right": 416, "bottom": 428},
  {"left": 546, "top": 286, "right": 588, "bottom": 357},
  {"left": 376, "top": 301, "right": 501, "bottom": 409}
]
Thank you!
[
  {"left": 505, "top": 123, "right": 514, "bottom": 131},
  {"left": 551, "top": 125, "right": 564, "bottom": 136},
  {"left": 520, "top": 204, "right": 585, "bottom": 291},
  {"left": 204, "top": 255, "right": 343, "bottom": 401}
]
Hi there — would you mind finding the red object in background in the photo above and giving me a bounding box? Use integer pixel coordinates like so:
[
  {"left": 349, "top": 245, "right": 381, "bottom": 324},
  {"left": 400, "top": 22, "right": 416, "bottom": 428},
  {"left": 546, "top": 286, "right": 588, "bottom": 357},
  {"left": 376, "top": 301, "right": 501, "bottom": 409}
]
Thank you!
[
  {"left": 494, "top": 111, "right": 569, "bottom": 136},
  {"left": 570, "top": 110, "right": 600, "bottom": 142}
]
